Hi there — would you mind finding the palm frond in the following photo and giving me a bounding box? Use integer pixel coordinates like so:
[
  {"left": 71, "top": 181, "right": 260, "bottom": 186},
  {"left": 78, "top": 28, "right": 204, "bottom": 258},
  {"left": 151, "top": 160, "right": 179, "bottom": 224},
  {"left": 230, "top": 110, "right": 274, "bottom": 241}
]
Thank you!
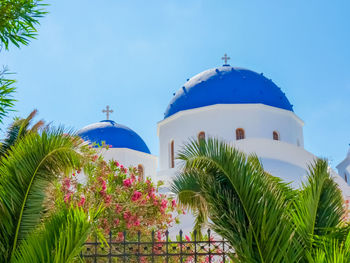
[
  {"left": 0, "top": 128, "right": 85, "bottom": 262},
  {"left": 0, "top": 109, "right": 45, "bottom": 158},
  {"left": 0, "top": 68, "right": 16, "bottom": 123},
  {"left": 171, "top": 170, "right": 209, "bottom": 234},
  {"left": 307, "top": 232, "right": 350, "bottom": 263},
  {"left": 12, "top": 207, "right": 92, "bottom": 263},
  {"left": 173, "top": 138, "right": 302, "bottom": 263},
  {"left": 292, "top": 159, "right": 345, "bottom": 255}
]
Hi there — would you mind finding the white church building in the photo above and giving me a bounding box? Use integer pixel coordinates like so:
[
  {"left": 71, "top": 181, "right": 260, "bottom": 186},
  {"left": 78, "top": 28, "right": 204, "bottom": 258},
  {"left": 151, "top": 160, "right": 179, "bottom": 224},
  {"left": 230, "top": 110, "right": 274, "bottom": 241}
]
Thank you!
[{"left": 78, "top": 57, "right": 350, "bottom": 214}]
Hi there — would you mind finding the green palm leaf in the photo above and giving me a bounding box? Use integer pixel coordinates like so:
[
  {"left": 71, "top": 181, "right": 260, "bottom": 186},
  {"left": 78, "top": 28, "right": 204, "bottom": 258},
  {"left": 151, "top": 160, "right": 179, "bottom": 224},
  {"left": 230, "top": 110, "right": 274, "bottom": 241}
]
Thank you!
[
  {"left": 171, "top": 169, "right": 209, "bottom": 235},
  {"left": 307, "top": 232, "right": 350, "bottom": 263},
  {"left": 12, "top": 207, "right": 93, "bottom": 263},
  {"left": 292, "top": 159, "right": 346, "bottom": 260},
  {"left": 0, "top": 128, "right": 85, "bottom": 262},
  {"left": 0, "top": 109, "right": 44, "bottom": 158},
  {"left": 172, "top": 138, "right": 301, "bottom": 263},
  {"left": 0, "top": 69, "right": 16, "bottom": 123}
]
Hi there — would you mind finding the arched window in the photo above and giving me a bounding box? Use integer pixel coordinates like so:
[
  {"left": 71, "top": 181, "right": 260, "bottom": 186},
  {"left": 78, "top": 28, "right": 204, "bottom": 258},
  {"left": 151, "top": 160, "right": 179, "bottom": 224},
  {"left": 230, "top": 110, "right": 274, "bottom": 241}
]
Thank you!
[
  {"left": 236, "top": 128, "right": 245, "bottom": 140},
  {"left": 273, "top": 131, "right": 279, "bottom": 141},
  {"left": 170, "top": 140, "right": 175, "bottom": 168},
  {"left": 138, "top": 164, "right": 144, "bottom": 180},
  {"left": 198, "top": 131, "right": 205, "bottom": 141},
  {"left": 345, "top": 173, "right": 348, "bottom": 183}
]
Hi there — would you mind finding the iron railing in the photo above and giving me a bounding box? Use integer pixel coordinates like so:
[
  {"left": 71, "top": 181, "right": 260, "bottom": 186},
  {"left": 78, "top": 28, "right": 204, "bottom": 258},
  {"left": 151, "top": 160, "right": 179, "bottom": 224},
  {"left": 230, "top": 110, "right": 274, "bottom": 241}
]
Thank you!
[{"left": 81, "top": 229, "right": 234, "bottom": 263}]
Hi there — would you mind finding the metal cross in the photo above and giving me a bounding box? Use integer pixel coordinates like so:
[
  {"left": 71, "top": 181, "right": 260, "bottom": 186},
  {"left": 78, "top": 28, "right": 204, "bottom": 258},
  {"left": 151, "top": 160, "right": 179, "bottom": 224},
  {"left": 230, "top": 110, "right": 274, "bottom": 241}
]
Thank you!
[
  {"left": 102, "top": 105, "right": 113, "bottom": 120},
  {"left": 221, "top": 53, "right": 230, "bottom": 65}
]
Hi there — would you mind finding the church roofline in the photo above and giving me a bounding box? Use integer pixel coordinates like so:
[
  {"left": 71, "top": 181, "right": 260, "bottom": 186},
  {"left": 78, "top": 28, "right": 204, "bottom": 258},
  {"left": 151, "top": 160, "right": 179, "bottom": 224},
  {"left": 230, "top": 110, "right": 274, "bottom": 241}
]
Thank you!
[
  {"left": 100, "top": 147, "right": 158, "bottom": 160},
  {"left": 157, "top": 103, "right": 304, "bottom": 137}
]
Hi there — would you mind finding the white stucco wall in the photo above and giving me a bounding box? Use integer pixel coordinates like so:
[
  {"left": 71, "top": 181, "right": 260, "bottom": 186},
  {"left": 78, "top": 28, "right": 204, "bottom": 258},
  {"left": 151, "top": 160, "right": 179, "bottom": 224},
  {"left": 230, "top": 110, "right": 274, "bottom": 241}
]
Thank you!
[
  {"left": 337, "top": 150, "right": 350, "bottom": 185},
  {"left": 157, "top": 104, "right": 305, "bottom": 183},
  {"left": 156, "top": 103, "right": 350, "bottom": 232},
  {"left": 101, "top": 148, "right": 157, "bottom": 179}
]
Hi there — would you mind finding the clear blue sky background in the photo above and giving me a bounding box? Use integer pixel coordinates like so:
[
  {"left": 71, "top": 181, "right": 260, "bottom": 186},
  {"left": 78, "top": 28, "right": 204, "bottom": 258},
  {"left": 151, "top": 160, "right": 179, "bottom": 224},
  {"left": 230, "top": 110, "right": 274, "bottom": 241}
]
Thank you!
[{"left": 0, "top": 0, "right": 349, "bottom": 167}]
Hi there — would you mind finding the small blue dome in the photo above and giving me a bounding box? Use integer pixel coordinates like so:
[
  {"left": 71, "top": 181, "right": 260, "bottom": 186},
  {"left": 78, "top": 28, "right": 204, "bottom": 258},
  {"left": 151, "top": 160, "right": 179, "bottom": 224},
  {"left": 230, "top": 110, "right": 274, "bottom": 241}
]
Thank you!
[
  {"left": 78, "top": 120, "right": 151, "bottom": 154},
  {"left": 164, "top": 66, "right": 293, "bottom": 118}
]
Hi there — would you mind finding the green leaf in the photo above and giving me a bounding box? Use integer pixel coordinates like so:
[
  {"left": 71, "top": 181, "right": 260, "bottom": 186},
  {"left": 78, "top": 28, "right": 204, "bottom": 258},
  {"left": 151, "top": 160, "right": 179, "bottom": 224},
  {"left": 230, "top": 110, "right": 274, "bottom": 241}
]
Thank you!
[
  {"left": 0, "top": 68, "right": 16, "bottom": 123},
  {"left": 291, "top": 159, "right": 346, "bottom": 260},
  {"left": 172, "top": 138, "right": 301, "bottom": 263},
  {"left": 12, "top": 207, "right": 93, "bottom": 263},
  {"left": 0, "top": 0, "right": 48, "bottom": 50},
  {"left": 0, "top": 128, "right": 85, "bottom": 262}
]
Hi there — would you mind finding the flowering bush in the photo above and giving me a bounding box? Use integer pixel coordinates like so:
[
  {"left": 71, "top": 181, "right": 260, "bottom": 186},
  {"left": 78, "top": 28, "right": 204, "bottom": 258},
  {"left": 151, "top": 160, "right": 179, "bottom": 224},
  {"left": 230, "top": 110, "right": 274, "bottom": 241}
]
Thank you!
[{"left": 54, "top": 151, "right": 181, "bottom": 239}]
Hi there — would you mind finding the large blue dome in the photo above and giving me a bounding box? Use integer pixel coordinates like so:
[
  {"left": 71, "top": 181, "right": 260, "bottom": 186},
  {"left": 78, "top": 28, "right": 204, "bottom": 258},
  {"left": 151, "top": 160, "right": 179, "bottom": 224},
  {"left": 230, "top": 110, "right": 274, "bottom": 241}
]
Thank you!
[
  {"left": 78, "top": 120, "right": 151, "bottom": 154},
  {"left": 164, "top": 66, "right": 293, "bottom": 118}
]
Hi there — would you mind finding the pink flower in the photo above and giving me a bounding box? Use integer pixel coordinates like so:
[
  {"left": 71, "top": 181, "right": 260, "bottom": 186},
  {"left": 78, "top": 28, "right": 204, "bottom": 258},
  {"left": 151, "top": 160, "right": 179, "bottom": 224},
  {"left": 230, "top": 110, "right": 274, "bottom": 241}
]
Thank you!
[
  {"left": 114, "top": 161, "right": 120, "bottom": 167},
  {"left": 157, "top": 231, "right": 162, "bottom": 241},
  {"left": 114, "top": 218, "right": 120, "bottom": 226},
  {"left": 160, "top": 199, "right": 168, "bottom": 214},
  {"left": 117, "top": 232, "right": 124, "bottom": 241},
  {"left": 64, "top": 193, "right": 71, "bottom": 203},
  {"left": 78, "top": 195, "right": 85, "bottom": 207},
  {"left": 161, "top": 199, "right": 167, "bottom": 209},
  {"left": 185, "top": 235, "right": 191, "bottom": 242},
  {"left": 131, "top": 191, "right": 142, "bottom": 202},
  {"left": 63, "top": 177, "right": 71, "bottom": 190},
  {"left": 123, "top": 211, "right": 132, "bottom": 220},
  {"left": 134, "top": 219, "right": 140, "bottom": 226},
  {"left": 171, "top": 199, "right": 177, "bottom": 208},
  {"left": 105, "top": 195, "right": 112, "bottom": 205},
  {"left": 123, "top": 178, "right": 132, "bottom": 187},
  {"left": 115, "top": 204, "right": 123, "bottom": 213},
  {"left": 101, "top": 180, "right": 107, "bottom": 191}
]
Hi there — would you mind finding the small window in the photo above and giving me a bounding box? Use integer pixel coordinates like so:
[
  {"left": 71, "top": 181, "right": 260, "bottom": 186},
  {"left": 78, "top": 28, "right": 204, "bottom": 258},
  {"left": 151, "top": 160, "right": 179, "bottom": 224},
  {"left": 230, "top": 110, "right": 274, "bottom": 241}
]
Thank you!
[
  {"left": 273, "top": 131, "right": 279, "bottom": 141},
  {"left": 236, "top": 128, "right": 245, "bottom": 140},
  {"left": 345, "top": 173, "right": 348, "bottom": 183},
  {"left": 170, "top": 140, "right": 175, "bottom": 168},
  {"left": 138, "top": 164, "right": 144, "bottom": 180},
  {"left": 198, "top": 131, "right": 205, "bottom": 141}
]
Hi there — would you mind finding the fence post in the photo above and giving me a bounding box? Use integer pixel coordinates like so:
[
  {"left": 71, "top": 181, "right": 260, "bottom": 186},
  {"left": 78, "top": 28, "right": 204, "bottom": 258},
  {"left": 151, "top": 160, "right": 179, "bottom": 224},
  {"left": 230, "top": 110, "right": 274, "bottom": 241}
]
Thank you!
[
  {"left": 108, "top": 231, "right": 112, "bottom": 263},
  {"left": 222, "top": 236, "right": 226, "bottom": 263},
  {"left": 94, "top": 233, "right": 97, "bottom": 263},
  {"left": 123, "top": 231, "right": 127, "bottom": 263},
  {"left": 165, "top": 230, "right": 169, "bottom": 263},
  {"left": 138, "top": 231, "right": 141, "bottom": 263},
  {"left": 151, "top": 230, "right": 155, "bottom": 263},
  {"left": 194, "top": 230, "right": 197, "bottom": 263},
  {"left": 208, "top": 229, "right": 212, "bottom": 263},
  {"left": 179, "top": 230, "right": 183, "bottom": 263}
]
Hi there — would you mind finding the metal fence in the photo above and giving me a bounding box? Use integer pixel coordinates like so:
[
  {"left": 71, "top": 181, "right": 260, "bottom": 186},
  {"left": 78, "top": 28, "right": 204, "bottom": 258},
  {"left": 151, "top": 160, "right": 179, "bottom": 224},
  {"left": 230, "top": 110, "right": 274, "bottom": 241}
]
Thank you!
[{"left": 81, "top": 229, "right": 234, "bottom": 263}]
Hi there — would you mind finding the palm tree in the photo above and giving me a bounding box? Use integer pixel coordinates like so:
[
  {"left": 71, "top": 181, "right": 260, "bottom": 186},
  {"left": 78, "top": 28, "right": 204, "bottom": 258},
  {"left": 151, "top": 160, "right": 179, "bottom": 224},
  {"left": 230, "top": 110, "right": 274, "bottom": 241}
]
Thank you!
[
  {"left": 12, "top": 207, "right": 94, "bottom": 263},
  {"left": 172, "top": 138, "right": 349, "bottom": 262},
  {"left": 0, "top": 127, "right": 90, "bottom": 262},
  {"left": 0, "top": 109, "right": 44, "bottom": 158}
]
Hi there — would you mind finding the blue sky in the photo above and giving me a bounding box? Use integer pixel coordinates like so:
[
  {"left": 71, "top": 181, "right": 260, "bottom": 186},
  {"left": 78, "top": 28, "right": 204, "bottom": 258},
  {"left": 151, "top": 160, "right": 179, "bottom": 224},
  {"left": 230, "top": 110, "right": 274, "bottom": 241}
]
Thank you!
[{"left": 0, "top": 0, "right": 349, "bottom": 167}]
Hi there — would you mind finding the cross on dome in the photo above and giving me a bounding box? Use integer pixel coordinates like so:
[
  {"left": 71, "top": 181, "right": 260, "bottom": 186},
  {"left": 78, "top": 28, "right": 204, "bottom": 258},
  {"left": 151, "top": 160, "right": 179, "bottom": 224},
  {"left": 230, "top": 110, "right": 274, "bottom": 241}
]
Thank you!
[
  {"left": 102, "top": 105, "right": 113, "bottom": 120},
  {"left": 221, "top": 53, "right": 230, "bottom": 66}
]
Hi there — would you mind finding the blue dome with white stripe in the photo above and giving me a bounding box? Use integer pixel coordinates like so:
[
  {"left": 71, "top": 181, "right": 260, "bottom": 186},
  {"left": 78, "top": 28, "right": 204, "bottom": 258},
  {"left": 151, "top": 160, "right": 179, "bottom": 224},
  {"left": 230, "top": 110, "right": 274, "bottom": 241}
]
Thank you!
[
  {"left": 164, "top": 65, "right": 293, "bottom": 118},
  {"left": 78, "top": 120, "right": 150, "bottom": 154}
]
